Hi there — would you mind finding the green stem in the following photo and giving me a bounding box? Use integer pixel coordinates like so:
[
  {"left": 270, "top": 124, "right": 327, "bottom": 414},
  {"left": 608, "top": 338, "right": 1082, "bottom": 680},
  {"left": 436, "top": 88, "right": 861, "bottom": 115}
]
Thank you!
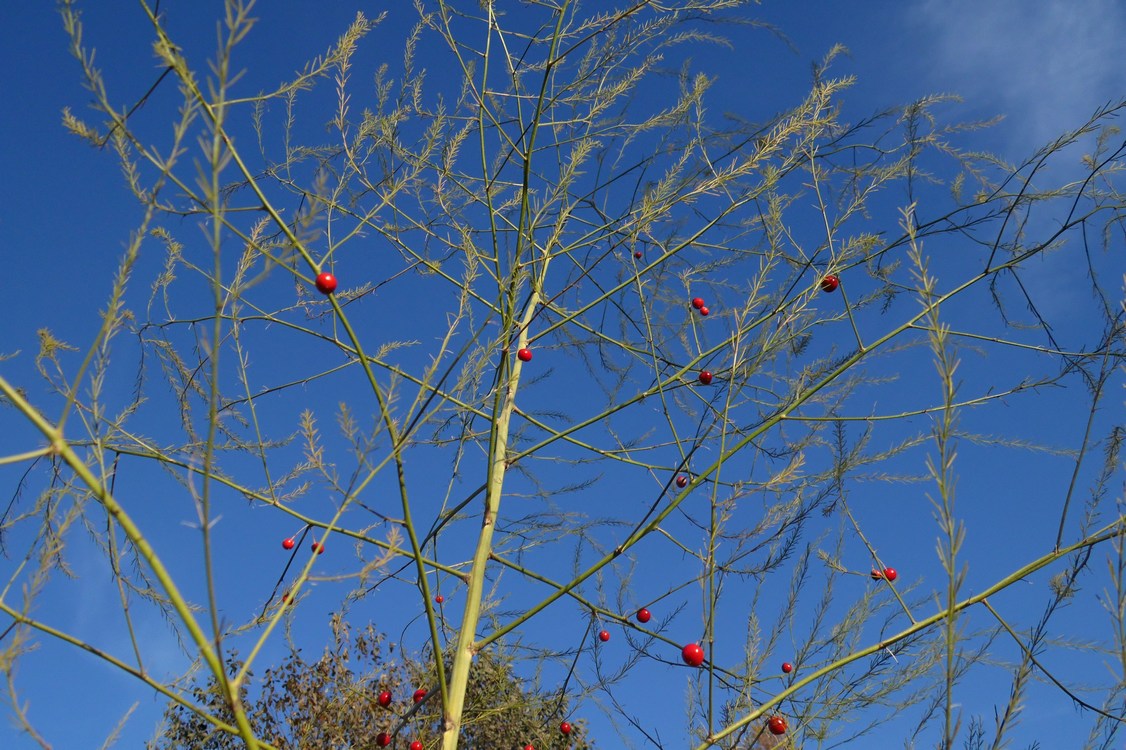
[
  {"left": 0, "top": 374, "right": 251, "bottom": 743},
  {"left": 699, "top": 520, "right": 1126, "bottom": 748},
  {"left": 440, "top": 5, "right": 567, "bottom": 747},
  {"left": 0, "top": 599, "right": 279, "bottom": 750}
]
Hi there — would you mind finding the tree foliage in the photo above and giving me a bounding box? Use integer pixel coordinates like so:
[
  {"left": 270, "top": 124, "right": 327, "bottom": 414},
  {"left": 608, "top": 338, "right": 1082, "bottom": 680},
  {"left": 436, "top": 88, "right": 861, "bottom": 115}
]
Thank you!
[{"left": 157, "top": 614, "right": 593, "bottom": 750}]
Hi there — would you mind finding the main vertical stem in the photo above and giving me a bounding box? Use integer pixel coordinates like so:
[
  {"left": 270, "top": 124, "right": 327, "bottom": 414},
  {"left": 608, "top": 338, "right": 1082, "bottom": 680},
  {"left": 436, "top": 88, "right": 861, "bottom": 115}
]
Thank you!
[
  {"left": 440, "top": 7, "right": 566, "bottom": 746},
  {"left": 440, "top": 286, "right": 541, "bottom": 748},
  {"left": 440, "top": 364, "right": 520, "bottom": 748}
]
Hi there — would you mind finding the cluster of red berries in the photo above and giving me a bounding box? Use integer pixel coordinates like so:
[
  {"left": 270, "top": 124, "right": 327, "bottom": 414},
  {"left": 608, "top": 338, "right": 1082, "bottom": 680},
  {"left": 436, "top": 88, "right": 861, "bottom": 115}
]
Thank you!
[
  {"left": 373, "top": 689, "right": 432, "bottom": 748},
  {"left": 689, "top": 295, "right": 715, "bottom": 383},
  {"left": 601, "top": 606, "right": 704, "bottom": 664},
  {"left": 373, "top": 690, "right": 576, "bottom": 747},
  {"left": 636, "top": 606, "right": 795, "bottom": 735},
  {"left": 375, "top": 735, "right": 423, "bottom": 749},
  {"left": 280, "top": 556, "right": 799, "bottom": 741},
  {"left": 871, "top": 567, "right": 898, "bottom": 581},
  {"left": 280, "top": 536, "right": 325, "bottom": 555}
]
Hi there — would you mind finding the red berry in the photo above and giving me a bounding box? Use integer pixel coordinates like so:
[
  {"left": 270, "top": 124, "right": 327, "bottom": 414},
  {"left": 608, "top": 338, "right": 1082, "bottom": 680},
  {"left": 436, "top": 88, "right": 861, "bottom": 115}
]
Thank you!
[
  {"left": 698, "top": 370, "right": 713, "bottom": 385},
  {"left": 311, "top": 542, "right": 325, "bottom": 554},
  {"left": 315, "top": 272, "right": 337, "bottom": 294},
  {"left": 413, "top": 687, "right": 427, "bottom": 703},
  {"left": 820, "top": 274, "right": 839, "bottom": 293},
  {"left": 676, "top": 475, "right": 688, "bottom": 488},
  {"left": 782, "top": 661, "right": 793, "bottom": 674},
  {"left": 281, "top": 591, "right": 290, "bottom": 603},
  {"left": 524, "top": 746, "right": 535, "bottom": 750},
  {"left": 768, "top": 715, "right": 788, "bottom": 735},
  {"left": 691, "top": 297, "right": 705, "bottom": 309},
  {"left": 699, "top": 306, "right": 710, "bottom": 316},
  {"left": 410, "top": 743, "right": 423, "bottom": 750},
  {"left": 377, "top": 690, "right": 392, "bottom": 707},
  {"left": 681, "top": 643, "right": 705, "bottom": 667},
  {"left": 517, "top": 348, "right": 533, "bottom": 362},
  {"left": 435, "top": 594, "right": 444, "bottom": 604},
  {"left": 636, "top": 608, "right": 651, "bottom": 624},
  {"left": 560, "top": 721, "right": 572, "bottom": 735},
  {"left": 598, "top": 629, "right": 610, "bottom": 642},
  {"left": 282, "top": 537, "right": 295, "bottom": 550},
  {"left": 871, "top": 569, "right": 883, "bottom": 580},
  {"left": 884, "top": 567, "right": 898, "bottom": 581},
  {"left": 376, "top": 733, "right": 391, "bottom": 747},
  {"left": 634, "top": 251, "right": 643, "bottom": 259}
]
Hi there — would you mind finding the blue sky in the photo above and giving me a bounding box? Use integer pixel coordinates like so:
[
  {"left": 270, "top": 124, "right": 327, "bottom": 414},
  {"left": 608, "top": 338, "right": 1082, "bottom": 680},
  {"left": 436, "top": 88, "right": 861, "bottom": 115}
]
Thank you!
[{"left": 1, "top": 2, "right": 1124, "bottom": 749}]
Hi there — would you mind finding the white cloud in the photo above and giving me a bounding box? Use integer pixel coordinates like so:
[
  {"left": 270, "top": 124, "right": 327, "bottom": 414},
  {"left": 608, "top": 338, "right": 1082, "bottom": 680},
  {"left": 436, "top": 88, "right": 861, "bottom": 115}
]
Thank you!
[
  {"left": 907, "top": 0, "right": 1126, "bottom": 155},
  {"left": 892, "top": 1, "right": 1125, "bottom": 328}
]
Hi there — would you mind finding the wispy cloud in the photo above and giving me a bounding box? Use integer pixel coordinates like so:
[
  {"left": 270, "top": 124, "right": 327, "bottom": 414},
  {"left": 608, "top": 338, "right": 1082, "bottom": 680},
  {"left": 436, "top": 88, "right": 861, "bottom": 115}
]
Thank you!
[
  {"left": 906, "top": 0, "right": 1126, "bottom": 155},
  {"left": 893, "top": 1, "right": 1125, "bottom": 327}
]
